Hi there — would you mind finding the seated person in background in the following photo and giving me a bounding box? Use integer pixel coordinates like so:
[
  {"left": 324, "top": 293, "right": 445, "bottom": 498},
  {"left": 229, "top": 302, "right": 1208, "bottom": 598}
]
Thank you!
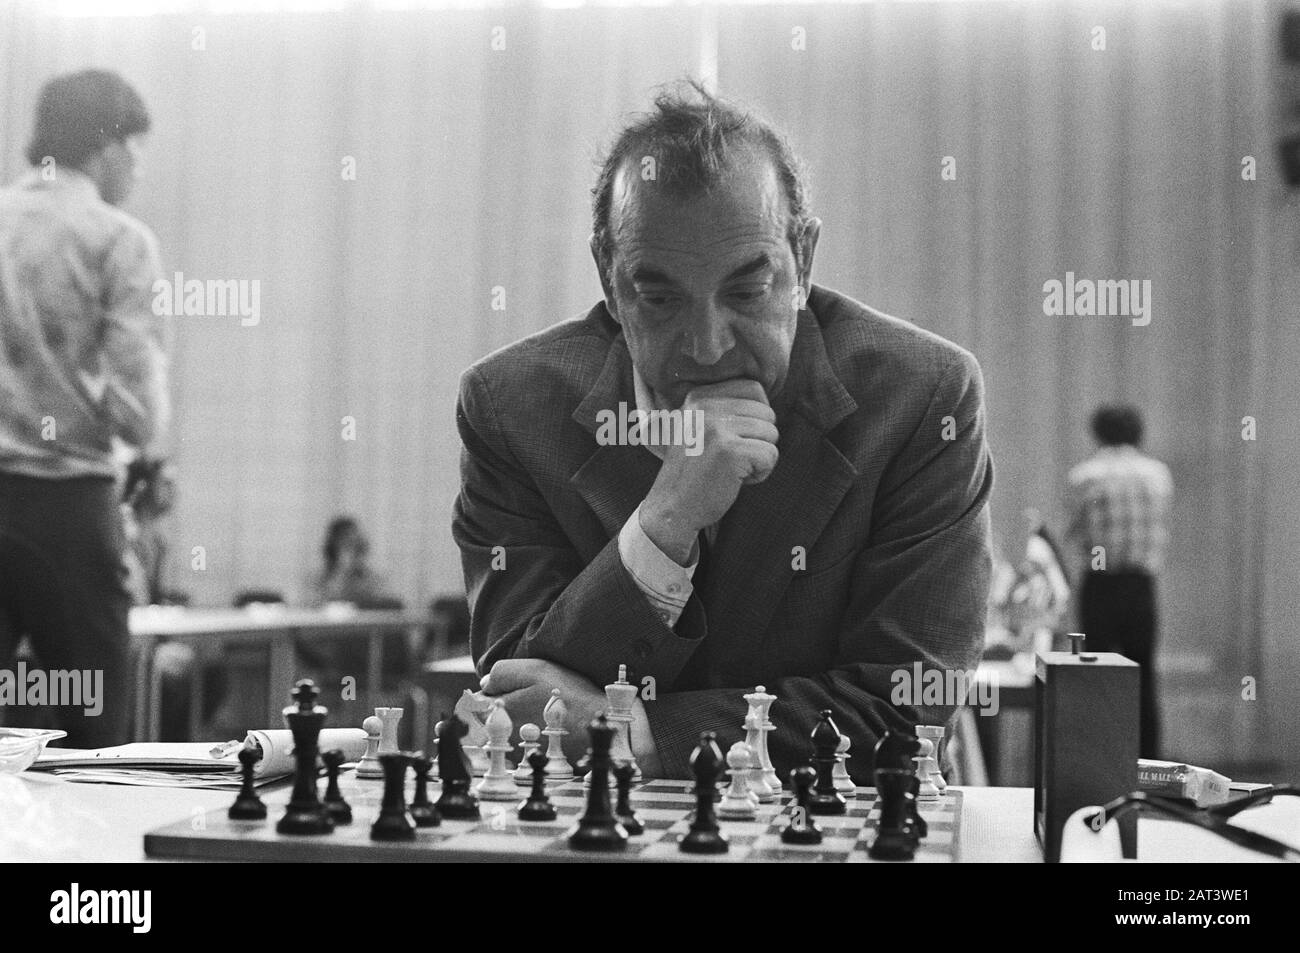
[
  {"left": 455, "top": 83, "right": 993, "bottom": 782},
  {"left": 298, "top": 518, "right": 407, "bottom": 719},
  {"left": 305, "top": 516, "right": 401, "bottom": 610}
]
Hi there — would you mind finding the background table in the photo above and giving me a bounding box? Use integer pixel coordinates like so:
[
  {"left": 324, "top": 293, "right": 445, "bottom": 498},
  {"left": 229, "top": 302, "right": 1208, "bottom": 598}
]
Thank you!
[{"left": 129, "top": 606, "right": 429, "bottom": 742}]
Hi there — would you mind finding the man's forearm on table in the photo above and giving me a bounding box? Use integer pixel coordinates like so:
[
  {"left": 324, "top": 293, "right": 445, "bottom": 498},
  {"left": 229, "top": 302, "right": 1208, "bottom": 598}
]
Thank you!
[
  {"left": 468, "top": 537, "right": 708, "bottom": 683},
  {"left": 636, "top": 673, "right": 933, "bottom": 784}
]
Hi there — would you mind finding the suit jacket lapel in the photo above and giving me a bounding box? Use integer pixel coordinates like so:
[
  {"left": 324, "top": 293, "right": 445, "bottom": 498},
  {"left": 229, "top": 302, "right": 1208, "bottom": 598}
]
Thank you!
[
  {"left": 569, "top": 334, "right": 661, "bottom": 539},
  {"left": 702, "top": 308, "right": 860, "bottom": 679}
]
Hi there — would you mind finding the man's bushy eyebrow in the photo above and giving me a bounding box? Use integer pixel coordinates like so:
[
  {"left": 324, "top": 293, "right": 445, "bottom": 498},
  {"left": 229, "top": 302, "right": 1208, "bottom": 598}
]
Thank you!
[{"left": 630, "top": 253, "right": 771, "bottom": 286}]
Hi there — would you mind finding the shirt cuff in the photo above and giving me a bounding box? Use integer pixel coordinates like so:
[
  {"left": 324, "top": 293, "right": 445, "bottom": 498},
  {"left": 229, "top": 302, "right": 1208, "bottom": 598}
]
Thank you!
[{"left": 618, "top": 503, "right": 697, "bottom": 628}]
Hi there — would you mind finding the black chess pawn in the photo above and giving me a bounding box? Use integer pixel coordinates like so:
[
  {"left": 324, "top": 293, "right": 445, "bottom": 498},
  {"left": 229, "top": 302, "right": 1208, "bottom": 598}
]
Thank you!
[
  {"left": 679, "top": 732, "right": 729, "bottom": 854},
  {"left": 410, "top": 752, "right": 441, "bottom": 827},
  {"left": 808, "top": 709, "right": 847, "bottom": 815},
  {"left": 781, "top": 765, "right": 823, "bottom": 845},
  {"left": 613, "top": 761, "right": 643, "bottom": 836},
  {"left": 518, "top": 750, "right": 557, "bottom": 822},
  {"left": 435, "top": 714, "right": 481, "bottom": 820},
  {"left": 276, "top": 679, "right": 334, "bottom": 835},
  {"left": 868, "top": 769, "right": 920, "bottom": 861},
  {"left": 371, "top": 752, "right": 418, "bottom": 842},
  {"left": 321, "top": 749, "right": 353, "bottom": 825},
  {"left": 228, "top": 746, "right": 267, "bottom": 821},
  {"left": 568, "top": 714, "right": 629, "bottom": 851}
]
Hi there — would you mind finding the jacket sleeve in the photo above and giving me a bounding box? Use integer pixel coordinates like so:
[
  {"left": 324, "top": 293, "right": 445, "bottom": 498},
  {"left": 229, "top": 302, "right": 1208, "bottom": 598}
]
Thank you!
[{"left": 641, "top": 351, "right": 993, "bottom": 782}]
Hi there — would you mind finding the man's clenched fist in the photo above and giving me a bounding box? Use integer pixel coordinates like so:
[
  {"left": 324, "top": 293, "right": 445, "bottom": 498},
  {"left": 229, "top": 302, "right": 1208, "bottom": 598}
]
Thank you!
[{"left": 640, "top": 379, "right": 779, "bottom": 565}]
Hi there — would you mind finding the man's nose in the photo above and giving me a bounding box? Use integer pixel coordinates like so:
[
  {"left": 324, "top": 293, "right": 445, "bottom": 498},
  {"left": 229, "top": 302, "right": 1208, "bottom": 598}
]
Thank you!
[{"left": 682, "top": 301, "right": 735, "bottom": 365}]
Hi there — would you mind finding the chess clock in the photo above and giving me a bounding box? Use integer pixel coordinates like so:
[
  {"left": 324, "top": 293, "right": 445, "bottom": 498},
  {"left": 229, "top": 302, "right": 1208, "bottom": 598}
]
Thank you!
[{"left": 1034, "top": 635, "right": 1140, "bottom": 863}]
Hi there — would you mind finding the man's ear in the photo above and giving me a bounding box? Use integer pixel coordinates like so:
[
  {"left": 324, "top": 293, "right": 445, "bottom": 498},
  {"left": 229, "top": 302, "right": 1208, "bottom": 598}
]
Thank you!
[
  {"left": 589, "top": 234, "right": 618, "bottom": 320},
  {"left": 796, "top": 217, "right": 822, "bottom": 294}
]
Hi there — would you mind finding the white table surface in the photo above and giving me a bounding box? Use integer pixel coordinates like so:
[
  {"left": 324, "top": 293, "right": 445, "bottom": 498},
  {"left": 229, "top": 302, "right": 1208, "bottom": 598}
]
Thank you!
[{"left": 5, "top": 773, "right": 1293, "bottom": 863}]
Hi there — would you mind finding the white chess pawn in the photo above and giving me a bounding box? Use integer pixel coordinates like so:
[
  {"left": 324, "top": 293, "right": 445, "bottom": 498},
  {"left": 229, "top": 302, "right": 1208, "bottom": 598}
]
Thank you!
[
  {"left": 514, "top": 723, "right": 541, "bottom": 783},
  {"left": 832, "top": 733, "right": 856, "bottom": 798},
  {"left": 917, "top": 725, "right": 947, "bottom": 793},
  {"left": 719, "top": 742, "right": 758, "bottom": 820},
  {"left": 475, "top": 699, "right": 520, "bottom": 800},
  {"left": 355, "top": 714, "right": 383, "bottom": 779},
  {"left": 742, "top": 715, "right": 775, "bottom": 802},
  {"left": 914, "top": 737, "right": 941, "bottom": 801},
  {"left": 541, "top": 689, "right": 573, "bottom": 780}
]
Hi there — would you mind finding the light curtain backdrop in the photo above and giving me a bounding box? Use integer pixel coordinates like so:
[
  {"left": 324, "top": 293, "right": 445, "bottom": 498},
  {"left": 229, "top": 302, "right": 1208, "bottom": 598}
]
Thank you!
[{"left": 1, "top": 0, "right": 1295, "bottom": 767}]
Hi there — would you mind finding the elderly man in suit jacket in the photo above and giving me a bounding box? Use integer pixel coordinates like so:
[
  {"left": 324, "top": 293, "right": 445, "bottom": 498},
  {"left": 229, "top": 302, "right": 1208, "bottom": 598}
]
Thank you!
[{"left": 454, "top": 84, "right": 993, "bottom": 783}]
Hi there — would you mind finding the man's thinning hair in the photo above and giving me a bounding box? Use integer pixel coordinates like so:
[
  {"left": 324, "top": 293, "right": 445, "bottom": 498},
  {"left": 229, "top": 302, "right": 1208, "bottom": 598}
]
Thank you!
[
  {"left": 591, "top": 81, "right": 812, "bottom": 277},
  {"left": 25, "top": 70, "right": 150, "bottom": 169}
]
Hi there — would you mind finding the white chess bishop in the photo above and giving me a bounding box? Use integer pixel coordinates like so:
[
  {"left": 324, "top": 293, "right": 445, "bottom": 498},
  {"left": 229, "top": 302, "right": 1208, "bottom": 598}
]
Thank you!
[
  {"left": 541, "top": 689, "right": 574, "bottom": 780},
  {"left": 474, "top": 698, "right": 521, "bottom": 800}
]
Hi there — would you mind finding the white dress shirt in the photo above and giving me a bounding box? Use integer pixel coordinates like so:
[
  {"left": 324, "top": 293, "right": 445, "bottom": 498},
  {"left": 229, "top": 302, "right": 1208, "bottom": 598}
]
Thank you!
[{"left": 617, "top": 368, "right": 719, "bottom": 627}]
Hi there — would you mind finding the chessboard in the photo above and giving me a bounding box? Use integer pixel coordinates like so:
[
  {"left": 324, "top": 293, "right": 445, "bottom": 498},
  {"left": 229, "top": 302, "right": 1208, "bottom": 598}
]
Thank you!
[{"left": 144, "top": 777, "right": 962, "bottom": 863}]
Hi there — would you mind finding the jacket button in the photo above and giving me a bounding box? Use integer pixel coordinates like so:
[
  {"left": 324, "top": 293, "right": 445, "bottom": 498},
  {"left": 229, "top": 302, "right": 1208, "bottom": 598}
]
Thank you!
[{"left": 633, "top": 639, "right": 653, "bottom": 660}]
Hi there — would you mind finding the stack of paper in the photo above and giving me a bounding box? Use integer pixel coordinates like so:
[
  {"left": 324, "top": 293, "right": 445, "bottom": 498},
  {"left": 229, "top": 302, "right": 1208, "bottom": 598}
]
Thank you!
[{"left": 31, "top": 728, "right": 367, "bottom": 790}]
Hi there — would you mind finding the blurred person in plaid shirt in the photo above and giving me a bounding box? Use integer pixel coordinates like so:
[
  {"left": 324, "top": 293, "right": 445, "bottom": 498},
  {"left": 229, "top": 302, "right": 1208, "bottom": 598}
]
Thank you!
[{"left": 1066, "top": 405, "right": 1173, "bottom": 757}]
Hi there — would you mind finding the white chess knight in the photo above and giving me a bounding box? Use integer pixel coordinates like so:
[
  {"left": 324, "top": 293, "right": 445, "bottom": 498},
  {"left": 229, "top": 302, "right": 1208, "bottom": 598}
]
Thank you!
[
  {"left": 474, "top": 698, "right": 520, "bottom": 800},
  {"left": 719, "top": 742, "right": 759, "bottom": 820},
  {"left": 541, "top": 689, "right": 574, "bottom": 780},
  {"left": 742, "top": 686, "right": 781, "bottom": 797},
  {"left": 454, "top": 689, "right": 492, "bottom": 776}
]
